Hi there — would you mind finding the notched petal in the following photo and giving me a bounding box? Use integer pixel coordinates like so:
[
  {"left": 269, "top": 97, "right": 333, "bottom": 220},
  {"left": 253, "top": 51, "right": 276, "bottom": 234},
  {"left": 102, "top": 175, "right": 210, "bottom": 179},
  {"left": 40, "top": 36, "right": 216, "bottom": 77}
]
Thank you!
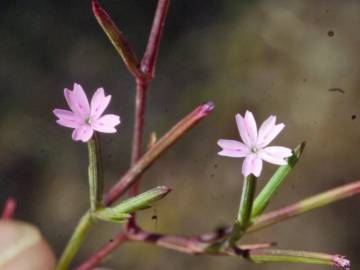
[
  {"left": 242, "top": 154, "right": 262, "bottom": 177},
  {"left": 217, "top": 139, "right": 249, "bottom": 157},
  {"left": 72, "top": 126, "right": 94, "bottom": 142},
  {"left": 259, "top": 146, "right": 292, "bottom": 165},
  {"left": 92, "top": 114, "right": 121, "bottom": 133},
  {"left": 90, "top": 88, "right": 111, "bottom": 119},
  {"left": 244, "top": 111, "right": 258, "bottom": 144},
  {"left": 236, "top": 114, "right": 252, "bottom": 146}
]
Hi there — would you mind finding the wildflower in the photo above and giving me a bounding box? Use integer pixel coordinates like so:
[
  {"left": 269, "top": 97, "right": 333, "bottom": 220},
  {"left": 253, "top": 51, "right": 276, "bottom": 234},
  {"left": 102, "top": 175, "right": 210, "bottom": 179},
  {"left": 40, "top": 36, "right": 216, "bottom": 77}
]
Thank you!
[
  {"left": 217, "top": 111, "right": 292, "bottom": 177},
  {"left": 53, "top": 83, "right": 121, "bottom": 142}
]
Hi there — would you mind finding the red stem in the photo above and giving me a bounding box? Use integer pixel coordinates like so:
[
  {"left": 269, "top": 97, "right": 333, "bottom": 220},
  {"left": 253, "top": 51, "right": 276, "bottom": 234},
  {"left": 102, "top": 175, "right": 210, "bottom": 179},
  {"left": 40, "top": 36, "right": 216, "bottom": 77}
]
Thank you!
[
  {"left": 104, "top": 102, "right": 214, "bottom": 206},
  {"left": 75, "top": 232, "right": 128, "bottom": 270},
  {"left": 127, "top": 79, "right": 148, "bottom": 228},
  {"left": 141, "top": 0, "right": 170, "bottom": 78},
  {"left": 128, "top": 0, "right": 169, "bottom": 227},
  {"left": 75, "top": 224, "right": 276, "bottom": 270},
  {"left": 2, "top": 197, "right": 16, "bottom": 220},
  {"left": 129, "top": 79, "right": 148, "bottom": 197}
]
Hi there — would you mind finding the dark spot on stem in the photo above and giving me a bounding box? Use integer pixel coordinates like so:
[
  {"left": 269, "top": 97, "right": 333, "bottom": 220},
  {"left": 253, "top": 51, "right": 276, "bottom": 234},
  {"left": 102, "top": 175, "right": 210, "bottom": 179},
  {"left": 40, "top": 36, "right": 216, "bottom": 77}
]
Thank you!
[
  {"left": 328, "top": 30, "right": 335, "bottom": 37},
  {"left": 214, "top": 225, "right": 228, "bottom": 238},
  {"left": 352, "top": 115, "right": 356, "bottom": 120}
]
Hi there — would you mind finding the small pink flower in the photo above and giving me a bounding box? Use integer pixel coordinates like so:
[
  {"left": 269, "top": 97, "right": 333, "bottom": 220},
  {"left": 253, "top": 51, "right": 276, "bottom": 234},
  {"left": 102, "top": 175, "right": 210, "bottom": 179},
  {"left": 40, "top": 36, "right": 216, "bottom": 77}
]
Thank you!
[
  {"left": 217, "top": 111, "right": 292, "bottom": 177},
  {"left": 53, "top": 83, "right": 121, "bottom": 142}
]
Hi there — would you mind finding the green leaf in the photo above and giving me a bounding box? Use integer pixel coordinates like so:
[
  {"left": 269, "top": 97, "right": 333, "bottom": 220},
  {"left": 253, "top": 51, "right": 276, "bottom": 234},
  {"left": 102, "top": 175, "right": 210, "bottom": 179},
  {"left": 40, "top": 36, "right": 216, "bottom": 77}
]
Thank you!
[
  {"left": 113, "top": 186, "right": 171, "bottom": 213},
  {"left": 96, "top": 186, "right": 171, "bottom": 223},
  {"left": 95, "top": 208, "right": 131, "bottom": 223},
  {"left": 251, "top": 142, "right": 305, "bottom": 218}
]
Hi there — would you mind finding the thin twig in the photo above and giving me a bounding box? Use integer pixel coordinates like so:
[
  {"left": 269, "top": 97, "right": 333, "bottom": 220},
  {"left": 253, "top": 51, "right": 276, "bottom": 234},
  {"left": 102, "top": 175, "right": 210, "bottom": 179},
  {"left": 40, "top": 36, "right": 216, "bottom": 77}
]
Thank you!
[
  {"left": 129, "top": 0, "right": 169, "bottom": 226},
  {"left": 249, "top": 180, "right": 360, "bottom": 232},
  {"left": 75, "top": 232, "right": 128, "bottom": 270},
  {"left": 141, "top": 0, "right": 170, "bottom": 78},
  {"left": 129, "top": 79, "right": 148, "bottom": 198},
  {"left": 77, "top": 178, "right": 360, "bottom": 269},
  {"left": 105, "top": 102, "right": 214, "bottom": 206}
]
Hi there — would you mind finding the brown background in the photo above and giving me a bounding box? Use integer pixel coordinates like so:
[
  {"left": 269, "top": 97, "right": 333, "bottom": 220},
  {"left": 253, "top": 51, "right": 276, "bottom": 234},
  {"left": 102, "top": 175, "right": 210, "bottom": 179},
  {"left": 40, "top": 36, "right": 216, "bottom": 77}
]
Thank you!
[{"left": 0, "top": 0, "right": 360, "bottom": 269}]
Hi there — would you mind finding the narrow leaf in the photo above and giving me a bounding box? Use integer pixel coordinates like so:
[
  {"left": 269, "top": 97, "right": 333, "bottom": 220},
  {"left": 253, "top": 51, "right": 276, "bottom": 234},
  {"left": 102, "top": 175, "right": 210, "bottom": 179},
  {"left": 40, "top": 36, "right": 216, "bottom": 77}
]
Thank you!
[
  {"left": 250, "top": 180, "right": 360, "bottom": 232},
  {"left": 248, "top": 248, "right": 350, "bottom": 269},
  {"left": 251, "top": 142, "right": 305, "bottom": 218},
  {"left": 92, "top": 0, "right": 144, "bottom": 79}
]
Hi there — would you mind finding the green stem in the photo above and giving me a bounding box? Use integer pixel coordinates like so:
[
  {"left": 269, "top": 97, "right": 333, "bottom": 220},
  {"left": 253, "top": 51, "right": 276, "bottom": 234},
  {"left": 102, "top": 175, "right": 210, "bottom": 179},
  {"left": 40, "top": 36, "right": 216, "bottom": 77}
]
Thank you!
[
  {"left": 87, "top": 133, "right": 104, "bottom": 212},
  {"left": 56, "top": 212, "right": 95, "bottom": 270},
  {"left": 228, "top": 175, "right": 256, "bottom": 245},
  {"left": 251, "top": 142, "right": 305, "bottom": 218},
  {"left": 248, "top": 248, "right": 350, "bottom": 268},
  {"left": 249, "top": 180, "right": 360, "bottom": 232}
]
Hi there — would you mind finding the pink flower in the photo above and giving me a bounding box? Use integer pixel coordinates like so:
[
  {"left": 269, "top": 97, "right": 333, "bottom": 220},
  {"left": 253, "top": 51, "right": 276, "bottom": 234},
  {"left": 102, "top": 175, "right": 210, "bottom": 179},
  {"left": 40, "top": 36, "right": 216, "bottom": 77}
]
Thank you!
[
  {"left": 217, "top": 111, "right": 292, "bottom": 177},
  {"left": 53, "top": 83, "right": 121, "bottom": 142}
]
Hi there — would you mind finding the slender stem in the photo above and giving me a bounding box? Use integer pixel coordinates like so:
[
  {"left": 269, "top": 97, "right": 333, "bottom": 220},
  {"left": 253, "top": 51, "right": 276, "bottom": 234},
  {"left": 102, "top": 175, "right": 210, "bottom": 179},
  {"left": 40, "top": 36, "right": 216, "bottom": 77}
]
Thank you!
[
  {"left": 56, "top": 212, "right": 94, "bottom": 270},
  {"left": 84, "top": 179, "right": 360, "bottom": 269},
  {"left": 247, "top": 248, "right": 350, "bottom": 269},
  {"left": 1, "top": 197, "right": 16, "bottom": 220},
  {"left": 75, "top": 232, "right": 128, "bottom": 270},
  {"left": 104, "top": 102, "right": 214, "bottom": 206},
  {"left": 129, "top": 0, "right": 169, "bottom": 225},
  {"left": 129, "top": 232, "right": 350, "bottom": 269},
  {"left": 76, "top": 2, "right": 172, "bottom": 269},
  {"left": 249, "top": 180, "right": 360, "bottom": 232},
  {"left": 127, "top": 79, "right": 148, "bottom": 228},
  {"left": 87, "top": 133, "right": 104, "bottom": 212},
  {"left": 129, "top": 79, "right": 148, "bottom": 197},
  {"left": 57, "top": 133, "right": 103, "bottom": 269},
  {"left": 141, "top": 0, "right": 170, "bottom": 78},
  {"left": 227, "top": 175, "right": 256, "bottom": 245}
]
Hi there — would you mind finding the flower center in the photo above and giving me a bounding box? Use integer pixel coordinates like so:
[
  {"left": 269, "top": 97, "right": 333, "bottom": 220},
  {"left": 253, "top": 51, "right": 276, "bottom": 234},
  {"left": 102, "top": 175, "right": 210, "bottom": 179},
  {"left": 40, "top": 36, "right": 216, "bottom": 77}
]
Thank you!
[
  {"left": 251, "top": 146, "right": 258, "bottom": 153},
  {"left": 85, "top": 117, "right": 92, "bottom": 125}
]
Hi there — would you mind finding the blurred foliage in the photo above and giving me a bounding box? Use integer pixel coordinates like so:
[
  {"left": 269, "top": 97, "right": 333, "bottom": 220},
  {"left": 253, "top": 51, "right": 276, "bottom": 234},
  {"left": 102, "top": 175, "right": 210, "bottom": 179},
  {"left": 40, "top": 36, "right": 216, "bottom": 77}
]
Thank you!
[{"left": 1, "top": 0, "right": 360, "bottom": 269}]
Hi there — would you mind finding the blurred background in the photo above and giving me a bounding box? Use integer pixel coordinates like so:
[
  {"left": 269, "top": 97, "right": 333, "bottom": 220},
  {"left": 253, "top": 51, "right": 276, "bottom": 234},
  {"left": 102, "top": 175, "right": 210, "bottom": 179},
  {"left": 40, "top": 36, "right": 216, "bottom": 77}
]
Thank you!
[{"left": 1, "top": 0, "right": 360, "bottom": 269}]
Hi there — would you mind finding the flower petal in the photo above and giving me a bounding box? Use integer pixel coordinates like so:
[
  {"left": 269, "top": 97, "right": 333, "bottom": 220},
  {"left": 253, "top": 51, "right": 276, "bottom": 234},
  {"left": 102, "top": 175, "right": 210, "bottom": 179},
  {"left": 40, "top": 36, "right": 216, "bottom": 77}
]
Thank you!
[
  {"left": 53, "top": 109, "right": 83, "bottom": 128},
  {"left": 258, "top": 122, "right": 285, "bottom": 147},
  {"left": 92, "top": 114, "right": 121, "bottom": 133},
  {"left": 244, "top": 111, "right": 257, "bottom": 143},
  {"left": 217, "top": 139, "right": 249, "bottom": 157},
  {"left": 259, "top": 146, "right": 293, "bottom": 165},
  {"left": 242, "top": 154, "right": 263, "bottom": 177},
  {"left": 235, "top": 114, "right": 251, "bottom": 146},
  {"left": 72, "top": 125, "right": 94, "bottom": 142},
  {"left": 257, "top": 115, "right": 276, "bottom": 145},
  {"left": 73, "top": 83, "right": 90, "bottom": 116},
  {"left": 64, "top": 84, "right": 90, "bottom": 118},
  {"left": 64, "top": 89, "right": 79, "bottom": 115},
  {"left": 90, "top": 88, "right": 111, "bottom": 119}
]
